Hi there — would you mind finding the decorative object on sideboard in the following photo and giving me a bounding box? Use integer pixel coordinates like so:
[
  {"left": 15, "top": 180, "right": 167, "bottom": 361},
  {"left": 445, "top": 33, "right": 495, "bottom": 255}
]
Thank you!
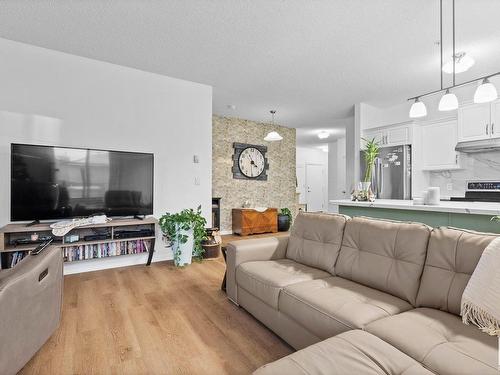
[
  {"left": 263, "top": 110, "right": 283, "bottom": 142},
  {"left": 232, "top": 142, "right": 269, "bottom": 181},
  {"left": 159, "top": 206, "right": 207, "bottom": 266},
  {"left": 201, "top": 228, "right": 222, "bottom": 259},
  {"left": 408, "top": 0, "right": 498, "bottom": 119},
  {"left": 278, "top": 207, "right": 292, "bottom": 232}
]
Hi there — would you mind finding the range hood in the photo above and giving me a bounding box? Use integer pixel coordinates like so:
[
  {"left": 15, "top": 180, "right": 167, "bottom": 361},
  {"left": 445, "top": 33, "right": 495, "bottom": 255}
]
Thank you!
[{"left": 455, "top": 138, "right": 500, "bottom": 153}]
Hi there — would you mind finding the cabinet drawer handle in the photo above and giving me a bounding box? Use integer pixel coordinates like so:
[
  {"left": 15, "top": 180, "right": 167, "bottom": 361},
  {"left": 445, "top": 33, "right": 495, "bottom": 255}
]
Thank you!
[
  {"left": 486, "top": 124, "right": 489, "bottom": 135},
  {"left": 492, "top": 123, "right": 495, "bottom": 134}
]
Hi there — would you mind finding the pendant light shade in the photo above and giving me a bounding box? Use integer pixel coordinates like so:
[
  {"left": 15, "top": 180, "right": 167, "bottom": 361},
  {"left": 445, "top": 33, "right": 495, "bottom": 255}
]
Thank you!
[
  {"left": 409, "top": 98, "right": 427, "bottom": 118},
  {"left": 474, "top": 78, "right": 498, "bottom": 104},
  {"left": 264, "top": 131, "right": 283, "bottom": 142},
  {"left": 264, "top": 110, "right": 283, "bottom": 142},
  {"left": 438, "top": 89, "right": 459, "bottom": 111}
]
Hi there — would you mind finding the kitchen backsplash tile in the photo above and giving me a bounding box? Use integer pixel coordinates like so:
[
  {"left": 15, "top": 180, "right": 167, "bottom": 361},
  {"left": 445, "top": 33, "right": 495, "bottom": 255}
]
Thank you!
[{"left": 429, "top": 151, "right": 500, "bottom": 198}]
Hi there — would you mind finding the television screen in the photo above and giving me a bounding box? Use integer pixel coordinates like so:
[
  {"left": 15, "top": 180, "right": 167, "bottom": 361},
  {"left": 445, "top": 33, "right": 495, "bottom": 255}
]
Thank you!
[{"left": 11, "top": 144, "right": 154, "bottom": 221}]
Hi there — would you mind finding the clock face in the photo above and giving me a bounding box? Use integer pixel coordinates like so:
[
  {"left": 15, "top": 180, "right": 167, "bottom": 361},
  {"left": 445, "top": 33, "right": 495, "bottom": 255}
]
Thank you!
[{"left": 238, "top": 147, "right": 265, "bottom": 178}]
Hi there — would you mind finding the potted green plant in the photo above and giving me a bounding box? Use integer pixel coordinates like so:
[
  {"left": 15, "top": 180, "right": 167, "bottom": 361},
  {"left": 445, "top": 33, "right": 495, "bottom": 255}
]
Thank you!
[
  {"left": 356, "top": 137, "right": 380, "bottom": 201},
  {"left": 159, "top": 206, "right": 207, "bottom": 266},
  {"left": 278, "top": 208, "right": 293, "bottom": 232}
]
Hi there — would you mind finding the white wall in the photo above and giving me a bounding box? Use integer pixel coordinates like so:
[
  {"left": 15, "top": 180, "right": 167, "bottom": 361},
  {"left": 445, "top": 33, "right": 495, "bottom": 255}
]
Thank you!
[
  {"left": 327, "top": 137, "right": 346, "bottom": 211},
  {"left": 296, "top": 146, "right": 328, "bottom": 210},
  {"left": 0, "top": 38, "right": 212, "bottom": 273}
]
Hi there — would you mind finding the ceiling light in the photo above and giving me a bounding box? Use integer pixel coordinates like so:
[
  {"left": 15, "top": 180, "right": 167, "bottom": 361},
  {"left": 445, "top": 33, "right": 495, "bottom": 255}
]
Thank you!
[
  {"left": 474, "top": 78, "right": 498, "bottom": 104},
  {"left": 317, "top": 131, "right": 330, "bottom": 139},
  {"left": 438, "top": 89, "right": 458, "bottom": 111},
  {"left": 442, "top": 52, "right": 475, "bottom": 74},
  {"left": 264, "top": 131, "right": 283, "bottom": 142},
  {"left": 264, "top": 110, "right": 283, "bottom": 142},
  {"left": 409, "top": 98, "right": 427, "bottom": 118}
]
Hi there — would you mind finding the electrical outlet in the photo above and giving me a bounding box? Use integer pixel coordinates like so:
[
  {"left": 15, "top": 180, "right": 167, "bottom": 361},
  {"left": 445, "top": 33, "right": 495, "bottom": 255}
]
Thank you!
[
  {"left": 446, "top": 183, "right": 453, "bottom": 191},
  {"left": 194, "top": 177, "right": 200, "bottom": 186},
  {"left": 193, "top": 155, "right": 199, "bottom": 163}
]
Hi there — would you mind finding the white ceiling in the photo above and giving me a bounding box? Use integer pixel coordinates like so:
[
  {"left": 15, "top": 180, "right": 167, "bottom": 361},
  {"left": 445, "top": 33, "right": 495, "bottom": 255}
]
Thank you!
[{"left": 0, "top": 0, "right": 499, "bottom": 139}]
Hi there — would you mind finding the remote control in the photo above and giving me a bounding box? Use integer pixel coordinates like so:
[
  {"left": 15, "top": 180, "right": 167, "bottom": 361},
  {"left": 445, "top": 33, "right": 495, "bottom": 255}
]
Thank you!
[{"left": 31, "top": 238, "right": 53, "bottom": 255}]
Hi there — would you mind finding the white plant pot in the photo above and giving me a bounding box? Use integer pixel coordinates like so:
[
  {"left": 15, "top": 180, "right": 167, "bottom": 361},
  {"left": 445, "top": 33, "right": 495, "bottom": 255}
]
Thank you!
[{"left": 173, "top": 226, "right": 194, "bottom": 266}]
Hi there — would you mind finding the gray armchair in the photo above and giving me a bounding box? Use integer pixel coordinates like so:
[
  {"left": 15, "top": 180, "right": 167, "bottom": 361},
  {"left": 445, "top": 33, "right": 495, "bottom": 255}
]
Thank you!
[{"left": 0, "top": 246, "right": 63, "bottom": 375}]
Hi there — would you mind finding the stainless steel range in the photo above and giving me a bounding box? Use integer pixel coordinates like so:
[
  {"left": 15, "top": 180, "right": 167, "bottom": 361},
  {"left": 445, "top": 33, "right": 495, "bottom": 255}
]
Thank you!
[{"left": 450, "top": 180, "right": 500, "bottom": 202}]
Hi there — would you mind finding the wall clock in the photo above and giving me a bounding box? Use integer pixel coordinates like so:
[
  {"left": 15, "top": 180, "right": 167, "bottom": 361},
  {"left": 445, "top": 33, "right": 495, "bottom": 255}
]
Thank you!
[{"left": 232, "top": 143, "right": 268, "bottom": 181}]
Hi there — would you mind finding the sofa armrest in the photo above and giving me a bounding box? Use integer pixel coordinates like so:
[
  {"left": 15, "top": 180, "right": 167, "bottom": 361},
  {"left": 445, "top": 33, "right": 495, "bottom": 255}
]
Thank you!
[
  {"left": 0, "top": 246, "right": 63, "bottom": 375},
  {"left": 226, "top": 235, "right": 289, "bottom": 305}
]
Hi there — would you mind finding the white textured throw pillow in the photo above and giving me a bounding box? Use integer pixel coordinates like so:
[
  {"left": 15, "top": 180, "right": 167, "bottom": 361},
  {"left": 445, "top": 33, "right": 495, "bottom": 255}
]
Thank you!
[{"left": 461, "top": 237, "right": 500, "bottom": 336}]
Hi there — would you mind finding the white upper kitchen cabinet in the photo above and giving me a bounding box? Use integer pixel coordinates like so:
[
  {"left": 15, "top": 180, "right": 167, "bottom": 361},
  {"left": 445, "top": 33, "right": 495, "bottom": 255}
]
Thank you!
[
  {"left": 491, "top": 99, "right": 500, "bottom": 139},
  {"left": 458, "top": 101, "right": 497, "bottom": 141},
  {"left": 362, "top": 123, "right": 412, "bottom": 147},
  {"left": 420, "top": 119, "right": 460, "bottom": 171}
]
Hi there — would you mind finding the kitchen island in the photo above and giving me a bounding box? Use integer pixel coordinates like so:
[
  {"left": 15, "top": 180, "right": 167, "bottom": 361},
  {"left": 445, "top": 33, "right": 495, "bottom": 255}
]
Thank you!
[{"left": 330, "top": 199, "right": 500, "bottom": 233}]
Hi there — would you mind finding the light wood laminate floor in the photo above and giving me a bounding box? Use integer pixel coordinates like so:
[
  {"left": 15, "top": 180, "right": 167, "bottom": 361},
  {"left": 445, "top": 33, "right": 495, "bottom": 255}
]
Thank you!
[{"left": 20, "top": 256, "right": 292, "bottom": 374}]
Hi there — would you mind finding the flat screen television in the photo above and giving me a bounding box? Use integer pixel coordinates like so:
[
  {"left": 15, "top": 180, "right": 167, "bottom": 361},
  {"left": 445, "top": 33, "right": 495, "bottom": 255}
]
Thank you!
[{"left": 11, "top": 143, "right": 154, "bottom": 221}]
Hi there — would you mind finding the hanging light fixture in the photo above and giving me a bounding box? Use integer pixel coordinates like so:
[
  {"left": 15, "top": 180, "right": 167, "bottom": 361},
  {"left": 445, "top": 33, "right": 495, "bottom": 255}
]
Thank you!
[
  {"left": 409, "top": 98, "right": 427, "bottom": 118},
  {"left": 442, "top": 52, "right": 475, "bottom": 74},
  {"left": 406, "top": 0, "right": 500, "bottom": 118},
  {"left": 438, "top": 0, "right": 459, "bottom": 112},
  {"left": 439, "top": 89, "right": 459, "bottom": 111},
  {"left": 474, "top": 78, "right": 498, "bottom": 103},
  {"left": 264, "top": 110, "right": 283, "bottom": 142}
]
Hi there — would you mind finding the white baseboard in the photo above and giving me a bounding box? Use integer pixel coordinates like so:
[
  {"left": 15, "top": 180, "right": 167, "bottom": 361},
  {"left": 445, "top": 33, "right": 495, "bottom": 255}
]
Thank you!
[
  {"left": 220, "top": 230, "right": 233, "bottom": 235},
  {"left": 63, "top": 248, "right": 172, "bottom": 275}
]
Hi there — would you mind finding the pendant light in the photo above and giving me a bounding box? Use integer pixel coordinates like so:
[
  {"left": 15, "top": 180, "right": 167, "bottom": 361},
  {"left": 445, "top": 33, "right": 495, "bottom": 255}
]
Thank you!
[
  {"left": 439, "top": 89, "right": 459, "bottom": 111},
  {"left": 264, "top": 110, "right": 283, "bottom": 142},
  {"left": 474, "top": 78, "right": 498, "bottom": 103},
  {"left": 438, "top": 0, "right": 458, "bottom": 112},
  {"left": 409, "top": 98, "right": 427, "bottom": 118}
]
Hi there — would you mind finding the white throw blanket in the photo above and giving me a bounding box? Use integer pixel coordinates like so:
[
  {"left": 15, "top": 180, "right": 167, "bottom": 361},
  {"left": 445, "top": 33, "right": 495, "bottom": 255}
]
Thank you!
[
  {"left": 461, "top": 237, "right": 500, "bottom": 336},
  {"left": 50, "top": 215, "right": 110, "bottom": 237}
]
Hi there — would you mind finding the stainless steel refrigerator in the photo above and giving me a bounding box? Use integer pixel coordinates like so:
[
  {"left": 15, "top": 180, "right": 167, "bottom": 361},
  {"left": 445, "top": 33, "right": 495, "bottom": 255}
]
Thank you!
[{"left": 360, "top": 144, "right": 412, "bottom": 200}]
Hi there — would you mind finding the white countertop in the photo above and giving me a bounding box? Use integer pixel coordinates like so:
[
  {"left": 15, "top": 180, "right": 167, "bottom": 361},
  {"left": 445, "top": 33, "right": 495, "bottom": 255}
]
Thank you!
[{"left": 330, "top": 199, "right": 500, "bottom": 216}]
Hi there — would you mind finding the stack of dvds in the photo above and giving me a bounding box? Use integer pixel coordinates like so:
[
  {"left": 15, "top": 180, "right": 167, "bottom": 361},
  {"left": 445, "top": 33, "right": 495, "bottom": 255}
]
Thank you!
[{"left": 63, "top": 239, "right": 151, "bottom": 262}]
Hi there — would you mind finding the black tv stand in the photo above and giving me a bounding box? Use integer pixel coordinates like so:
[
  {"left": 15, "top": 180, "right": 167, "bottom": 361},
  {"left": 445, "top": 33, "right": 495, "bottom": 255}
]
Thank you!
[
  {"left": 26, "top": 220, "right": 40, "bottom": 227},
  {"left": 134, "top": 215, "right": 145, "bottom": 221}
]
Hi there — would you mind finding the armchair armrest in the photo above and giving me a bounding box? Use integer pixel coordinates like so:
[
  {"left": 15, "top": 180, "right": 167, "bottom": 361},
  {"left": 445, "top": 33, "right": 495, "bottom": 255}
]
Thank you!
[
  {"left": 0, "top": 246, "right": 63, "bottom": 375},
  {"left": 226, "top": 235, "right": 289, "bottom": 304}
]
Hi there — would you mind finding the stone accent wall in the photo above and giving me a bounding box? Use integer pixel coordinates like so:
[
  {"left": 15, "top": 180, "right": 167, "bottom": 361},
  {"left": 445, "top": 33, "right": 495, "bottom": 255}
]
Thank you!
[{"left": 212, "top": 115, "right": 297, "bottom": 232}]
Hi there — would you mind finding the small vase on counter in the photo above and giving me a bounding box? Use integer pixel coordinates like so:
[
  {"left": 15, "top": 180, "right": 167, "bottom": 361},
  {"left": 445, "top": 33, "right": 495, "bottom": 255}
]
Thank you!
[{"left": 351, "top": 181, "right": 375, "bottom": 202}]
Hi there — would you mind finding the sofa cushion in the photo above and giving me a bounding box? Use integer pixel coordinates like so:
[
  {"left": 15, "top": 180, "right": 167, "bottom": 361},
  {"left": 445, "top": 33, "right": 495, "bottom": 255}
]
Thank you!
[
  {"left": 253, "top": 330, "right": 435, "bottom": 375},
  {"left": 366, "top": 307, "right": 499, "bottom": 375},
  {"left": 279, "top": 276, "right": 412, "bottom": 339},
  {"left": 236, "top": 259, "right": 330, "bottom": 309},
  {"left": 286, "top": 212, "right": 349, "bottom": 274},
  {"left": 335, "top": 217, "right": 431, "bottom": 305},
  {"left": 416, "top": 227, "right": 497, "bottom": 315}
]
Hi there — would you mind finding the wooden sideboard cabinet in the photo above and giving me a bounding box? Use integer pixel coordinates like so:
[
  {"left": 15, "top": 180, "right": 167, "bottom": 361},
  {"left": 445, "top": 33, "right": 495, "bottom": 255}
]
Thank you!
[{"left": 232, "top": 208, "right": 278, "bottom": 236}]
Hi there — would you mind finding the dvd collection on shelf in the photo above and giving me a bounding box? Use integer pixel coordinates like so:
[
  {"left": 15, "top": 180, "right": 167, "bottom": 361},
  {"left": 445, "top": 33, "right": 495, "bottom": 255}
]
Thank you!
[
  {"left": 63, "top": 239, "right": 151, "bottom": 262},
  {"left": 9, "top": 251, "right": 28, "bottom": 268}
]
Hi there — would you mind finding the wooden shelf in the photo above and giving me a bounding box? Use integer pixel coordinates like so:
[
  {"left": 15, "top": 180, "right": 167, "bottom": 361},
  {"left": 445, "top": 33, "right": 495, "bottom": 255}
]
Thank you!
[
  {"left": 0, "top": 217, "right": 158, "bottom": 269},
  {"left": 1, "top": 236, "right": 157, "bottom": 253},
  {"left": 0, "top": 217, "right": 157, "bottom": 234}
]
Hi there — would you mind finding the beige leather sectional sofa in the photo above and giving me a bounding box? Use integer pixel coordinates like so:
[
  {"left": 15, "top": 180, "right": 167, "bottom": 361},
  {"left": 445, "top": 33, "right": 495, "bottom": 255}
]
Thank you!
[{"left": 226, "top": 212, "right": 500, "bottom": 375}]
